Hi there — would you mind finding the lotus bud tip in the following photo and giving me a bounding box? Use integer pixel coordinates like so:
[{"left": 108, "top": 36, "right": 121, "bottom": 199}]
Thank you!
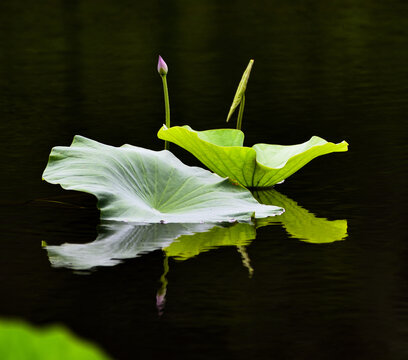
[{"left": 157, "top": 55, "right": 168, "bottom": 76}]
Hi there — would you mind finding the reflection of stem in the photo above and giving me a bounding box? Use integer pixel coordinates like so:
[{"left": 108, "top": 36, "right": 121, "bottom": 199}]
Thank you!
[
  {"left": 161, "top": 75, "right": 170, "bottom": 150},
  {"left": 236, "top": 94, "right": 245, "bottom": 131},
  {"left": 156, "top": 254, "right": 169, "bottom": 316},
  {"left": 237, "top": 246, "right": 253, "bottom": 278}
]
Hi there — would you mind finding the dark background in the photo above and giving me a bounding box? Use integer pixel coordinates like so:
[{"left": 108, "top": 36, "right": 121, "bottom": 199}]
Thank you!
[{"left": 1, "top": 1, "right": 408, "bottom": 359}]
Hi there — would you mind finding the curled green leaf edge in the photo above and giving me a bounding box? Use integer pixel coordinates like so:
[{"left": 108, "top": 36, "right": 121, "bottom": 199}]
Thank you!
[{"left": 158, "top": 125, "right": 348, "bottom": 188}]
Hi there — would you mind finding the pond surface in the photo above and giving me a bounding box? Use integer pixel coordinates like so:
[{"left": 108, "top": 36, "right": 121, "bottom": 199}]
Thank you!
[{"left": 1, "top": 0, "right": 408, "bottom": 359}]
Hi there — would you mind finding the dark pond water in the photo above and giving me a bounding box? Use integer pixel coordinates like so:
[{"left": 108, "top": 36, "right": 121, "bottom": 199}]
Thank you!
[{"left": 1, "top": 0, "right": 408, "bottom": 359}]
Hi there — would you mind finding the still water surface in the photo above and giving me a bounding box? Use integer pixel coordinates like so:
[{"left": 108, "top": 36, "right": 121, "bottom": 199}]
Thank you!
[{"left": 1, "top": 1, "right": 408, "bottom": 359}]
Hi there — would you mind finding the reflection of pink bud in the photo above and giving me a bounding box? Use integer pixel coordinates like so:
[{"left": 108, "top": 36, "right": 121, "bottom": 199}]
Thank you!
[
  {"left": 156, "top": 290, "right": 166, "bottom": 316},
  {"left": 157, "top": 55, "right": 168, "bottom": 75}
]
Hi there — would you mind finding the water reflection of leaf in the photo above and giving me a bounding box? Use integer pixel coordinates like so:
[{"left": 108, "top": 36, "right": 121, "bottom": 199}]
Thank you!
[
  {"left": 44, "top": 190, "right": 346, "bottom": 315},
  {"left": 45, "top": 222, "right": 255, "bottom": 271},
  {"left": 253, "top": 189, "right": 348, "bottom": 244},
  {"left": 164, "top": 222, "right": 255, "bottom": 260},
  {"left": 0, "top": 319, "right": 110, "bottom": 360},
  {"left": 45, "top": 189, "right": 347, "bottom": 271}
]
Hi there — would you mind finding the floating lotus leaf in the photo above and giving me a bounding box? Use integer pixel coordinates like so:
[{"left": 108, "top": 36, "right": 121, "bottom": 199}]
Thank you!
[
  {"left": 253, "top": 189, "right": 348, "bottom": 244},
  {"left": 158, "top": 125, "right": 348, "bottom": 188},
  {"left": 42, "top": 136, "right": 283, "bottom": 223},
  {"left": 0, "top": 319, "right": 110, "bottom": 360},
  {"left": 45, "top": 222, "right": 255, "bottom": 270}
]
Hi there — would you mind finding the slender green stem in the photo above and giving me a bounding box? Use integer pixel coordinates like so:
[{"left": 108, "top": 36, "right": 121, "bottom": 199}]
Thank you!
[
  {"left": 237, "top": 245, "right": 254, "bottom": 278},
  {"left": 161, "top": 75, "right": 170, "bottom": 150},
  {"left": 159, "top": 255, "right": 169, "bottom": 293},
  {"left": 236, "top": 94, "right": 245, "bottom": 131}
]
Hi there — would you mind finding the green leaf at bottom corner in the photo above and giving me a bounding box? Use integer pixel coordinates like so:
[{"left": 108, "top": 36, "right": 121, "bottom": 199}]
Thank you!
[
  {"left": 158, "top": 126, "right": 348, "bottom": 188},
  {"left": 0, "top": 319, "right": 110, "bottom": 360},
  {"left": 42, "top": 135, "right": 282, "bottom": 223}
]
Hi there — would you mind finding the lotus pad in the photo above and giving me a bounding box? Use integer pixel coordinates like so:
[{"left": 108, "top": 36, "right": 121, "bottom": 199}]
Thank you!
[
  {"left": 158, "top": 125, "right": 348, "bottom": 188},
  {"left": 42, "top": 136, "right": 283, "bottom": 223}
]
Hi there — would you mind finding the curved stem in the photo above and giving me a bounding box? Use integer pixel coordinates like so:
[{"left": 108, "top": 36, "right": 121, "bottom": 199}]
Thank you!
[
  {"left": 237, "top": 245, "right": 254, "bottom": 278},
  {"left": 236, "top": 94, "right": 245, "bottom": 131},
  {"left": 161, "top": 75, "right": 170, "bottom": 150}
]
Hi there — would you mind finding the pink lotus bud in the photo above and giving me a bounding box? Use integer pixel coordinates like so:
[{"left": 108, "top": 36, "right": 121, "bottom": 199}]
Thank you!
[{"left": 157, "top": 55, "right": 168, "bottom": 76}]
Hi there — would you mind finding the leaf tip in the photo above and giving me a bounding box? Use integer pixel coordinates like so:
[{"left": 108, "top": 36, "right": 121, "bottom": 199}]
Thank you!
[
  {"left": 337, "top": 140, "right": 349, "bottom": 152},
  {"left": 226, "top": 112, "right": 232, "bottom": 122}
]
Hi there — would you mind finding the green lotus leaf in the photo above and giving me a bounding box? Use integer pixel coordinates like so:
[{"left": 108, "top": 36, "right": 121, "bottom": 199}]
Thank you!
[
  {"left": 253, "top": 189, "right": 348, "bottom": 244},
  {"left": 45, "top": 222, "right": 255, "bottom": 270},
  {"left": 42, "top": 136, "right": 283, "bottom": 223},
  {"left": 157, "top": 125, "right": 348, "bottom": 188},
  {"left": 0, "top": 319, "right": 110, "bottom": 360}
]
